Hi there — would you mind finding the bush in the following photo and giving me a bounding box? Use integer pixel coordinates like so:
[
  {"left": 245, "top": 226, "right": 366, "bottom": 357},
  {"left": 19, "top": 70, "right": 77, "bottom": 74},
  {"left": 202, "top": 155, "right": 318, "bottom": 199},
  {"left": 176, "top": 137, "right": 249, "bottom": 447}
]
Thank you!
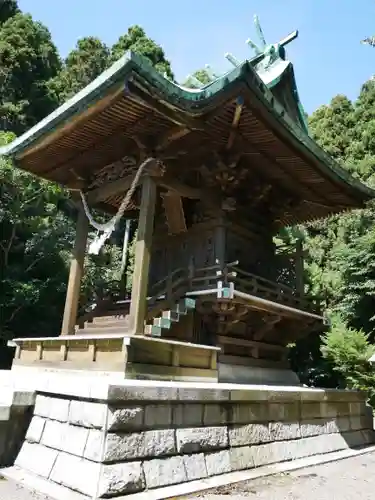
[{"left": 321, "top": 313, "right": 375, "bottom": 406}]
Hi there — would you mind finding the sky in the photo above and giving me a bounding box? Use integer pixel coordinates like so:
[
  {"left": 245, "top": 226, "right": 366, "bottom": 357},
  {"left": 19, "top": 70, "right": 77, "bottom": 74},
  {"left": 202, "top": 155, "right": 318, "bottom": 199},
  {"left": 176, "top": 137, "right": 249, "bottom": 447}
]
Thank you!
[{"left": 18, "top": 0, "right": 375, "bottom": 114}]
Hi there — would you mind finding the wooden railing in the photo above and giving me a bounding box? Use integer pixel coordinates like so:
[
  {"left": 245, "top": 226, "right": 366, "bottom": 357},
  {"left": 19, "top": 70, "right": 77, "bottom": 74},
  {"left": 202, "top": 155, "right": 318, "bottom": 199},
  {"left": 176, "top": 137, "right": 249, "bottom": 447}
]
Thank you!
[{"left": 77, "top": 259, "right": 320, "bottom": 326}]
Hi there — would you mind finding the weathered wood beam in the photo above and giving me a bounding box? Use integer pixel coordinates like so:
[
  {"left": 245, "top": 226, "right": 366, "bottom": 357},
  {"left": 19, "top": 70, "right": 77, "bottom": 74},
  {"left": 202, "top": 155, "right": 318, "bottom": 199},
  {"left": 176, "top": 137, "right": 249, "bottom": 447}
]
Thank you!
[
  {"left": 61, "top": 199, "right": 89, "bottom": 335},
  {"left": 87, "top": 174, "right": 134, "bottom": 203},
  {"left": 217, "top": 335, "right": 287, "bottom": 353},
  {"left": 226, "top": 98, "right": 244, "bottom": 150},
  {"left": 253, "top": 316, "right": 282, "bottom": 341},
  {"left": 128, "top": 176, "right": 157, "bottom": 334},
  {"left": 155, "top": 126, "right": 191, "bottom": 151},
  {"left": 161, "top": 193, "right": 187, "bottom": 235}
]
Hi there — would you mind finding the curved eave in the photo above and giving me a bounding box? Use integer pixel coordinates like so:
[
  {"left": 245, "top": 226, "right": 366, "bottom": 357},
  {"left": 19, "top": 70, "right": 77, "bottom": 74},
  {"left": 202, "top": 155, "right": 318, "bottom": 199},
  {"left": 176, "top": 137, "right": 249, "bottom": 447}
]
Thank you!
[
  {"left": 1, "top": 50, "right": 374, "bottom": 205},
  {"left": 261, "top": 60, "right": 309, "bottom": 134}
]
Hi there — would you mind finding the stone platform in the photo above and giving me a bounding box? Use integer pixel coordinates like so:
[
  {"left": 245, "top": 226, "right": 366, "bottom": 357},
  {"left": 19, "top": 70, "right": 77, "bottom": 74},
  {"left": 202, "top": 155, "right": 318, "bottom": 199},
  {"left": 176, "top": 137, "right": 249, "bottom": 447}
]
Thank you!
[{"left": 0, "top": 370, "right": 373, "bottom": 499}]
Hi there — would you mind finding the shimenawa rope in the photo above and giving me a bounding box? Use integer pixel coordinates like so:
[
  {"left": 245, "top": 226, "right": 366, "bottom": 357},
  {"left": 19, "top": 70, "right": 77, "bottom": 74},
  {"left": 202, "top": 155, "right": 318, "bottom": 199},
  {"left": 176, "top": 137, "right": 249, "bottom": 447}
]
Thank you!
[{"left": 79, "top": 157, "right": 158, "bottom": 254}]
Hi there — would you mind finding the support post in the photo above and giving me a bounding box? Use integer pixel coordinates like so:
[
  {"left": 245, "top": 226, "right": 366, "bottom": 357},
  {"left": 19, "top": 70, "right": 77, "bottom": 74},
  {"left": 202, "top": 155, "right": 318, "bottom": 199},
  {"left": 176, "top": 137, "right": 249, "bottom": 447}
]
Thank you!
[
  {"left": 60, "top": 199, "right": 89, "bottom": 335},
  {"left": 129, "top": 176, "right": 157, "bottom": 334},
  {"left": 295, "top": 239, "right": 304, "bottom": 297}
]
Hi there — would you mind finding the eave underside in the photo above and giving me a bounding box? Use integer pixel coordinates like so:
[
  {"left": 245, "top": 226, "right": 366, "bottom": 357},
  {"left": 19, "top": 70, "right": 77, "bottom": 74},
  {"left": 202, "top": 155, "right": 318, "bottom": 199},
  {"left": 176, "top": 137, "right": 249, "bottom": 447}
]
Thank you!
[{"left": 10, "top": 61, "right": 374, "bottom": 227}]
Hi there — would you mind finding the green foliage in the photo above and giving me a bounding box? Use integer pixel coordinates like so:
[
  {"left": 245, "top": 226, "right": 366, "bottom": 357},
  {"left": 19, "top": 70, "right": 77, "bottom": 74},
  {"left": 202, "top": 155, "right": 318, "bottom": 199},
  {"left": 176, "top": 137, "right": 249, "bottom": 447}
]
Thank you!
[
  {"left": 111, "top": 25, "right": 174, "bottom": 80},
  {"left": 183, "top": 68, "right": 213, "bottom": 88},
  {"left": 49, "top": 37, "right": 110, "bottom": 103},
  {"left": 0, "top": 12, "right": 61, "bottom": 134},
  {"left": 0, "top": 8, "right": 175, "bottom": 353},
  {"left": 290, "top": 79, "right": 375, "bottom": 385},
  {"left": 0, "top": 142, "right": 72, "bottom": 340},
  {"left": 321, "top": 314, "right": 375, "bottom": 403},
  {"left": 0, "top": 0, "right": 19, "bottom": 25}
]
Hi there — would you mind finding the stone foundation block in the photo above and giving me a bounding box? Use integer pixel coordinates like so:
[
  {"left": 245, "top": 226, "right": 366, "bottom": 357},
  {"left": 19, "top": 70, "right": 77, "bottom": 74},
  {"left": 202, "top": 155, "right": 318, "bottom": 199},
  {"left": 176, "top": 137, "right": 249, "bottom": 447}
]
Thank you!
[
  {"left": 203, "top": 404, "right": 228, "bottom": 425},
  {"left": 269, "top": 421, "right": 300, "bottom": 441},
  {"left": 50, "top": 451, "right": 100, "bottom": 497},
  {"left": 183, "top": 453, "right": 208, "bottom": 480},
  {"left": 231, "top": 403, "right": 268, "bottom": 424},
  {"left": 91, "top": 430, "right": 176, "bottom": 462},
  {"left": 176, "top": 426, "right": 228, "bottom": 453},
  {"left": 143, "top": 456, "right": 187, "bottom": 488},
  {"left": 300, "top": 403, "right": 322, "bottom": 420},
  {"left": 41, "top": 420, "right": 89, "bottom": 457},
  {"left": 173, "top": 404, "right": 203, "bottom": 427},
  {"left": 25, "top": 416, "right": 45, "bottom": 443},
  {"left": 34, "top": 395, "right": 69, "bottom": 422},
  {"left": 349, "top": 402, "right": 366, "bottom": 416},
  {"left": 205, "top": 449, "right": 232, "bottom": 476},
  {"left": 350, "top": 416, "right": 364, "bottom": 431},
  {"left": 251, "top": 441, "right": 279, "bottom": 466},
  {"left": 69, "top": 400, "right": 106, "bottom": 429},
  {"left": 107, "top": 406, "right": 144, "bottom": 431},
  {"left": 229, "top": 423, "right": 270, "bottom": 446},
  {"left": 16, "top": 442, "right": 58, "bottom": 479},
  {"left": 332, "top": 402, "right": 350, "bottom": 417},
  {"left": 178, "top": 387, "right": 229, "bottom": 402},
  {"left": 144, "top": 405, "right": 172, "bottom": 427},
  {"left": 269, "top": 402, "right": 299, "bottom": 422},
  {"left": 230, "top": 445, "right": 255, "bottom": 471},
  {"left": 108, "top": 385, "right": 178, "bottom": 402},
  {"left": 98, "top": 462, "right": 145, "bottom": 497}
]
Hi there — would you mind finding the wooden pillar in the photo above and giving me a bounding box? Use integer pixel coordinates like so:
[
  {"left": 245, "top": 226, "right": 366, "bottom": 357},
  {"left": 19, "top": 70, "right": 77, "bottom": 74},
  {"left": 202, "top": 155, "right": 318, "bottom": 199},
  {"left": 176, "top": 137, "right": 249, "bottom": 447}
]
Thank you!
[
  {"left": 295, "top": 239, "right": 304, "bottom": 297},
  {"left": 129, "top": 176, "right": 157, "bottom": 334},
  {"left": 215, "top": 216, "right": 226, "bottom": 266},
  {"left": 61, "top": 200, "right": 89, "bottom": 335}
]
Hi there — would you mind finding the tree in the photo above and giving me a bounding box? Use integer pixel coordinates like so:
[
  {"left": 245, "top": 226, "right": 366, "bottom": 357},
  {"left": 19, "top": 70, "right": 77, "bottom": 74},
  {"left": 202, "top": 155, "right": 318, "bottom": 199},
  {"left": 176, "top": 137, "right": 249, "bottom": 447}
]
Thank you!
[
  {"left": 183, "top": 68, "right": 213, "bottom": 88},
  {"left": 321, "top": 314, "right": 375, "bottom": 404},
  {"left": 49, "top": 37, "right": 110, "bottom": 104},
  {"left": 308, "top": 95, "right": 355, "bottom": 162},
  {"left": 0, "top": 0, "right": 19, "bottom": 25},
  {"left": 0, "top": 13, "right": 61, "bottom": 134},
  {"left": 111, "top": 25, "right": 174, "bottom": 80},
  {"left": 0, "top": 132, "right": 73, "bottom": 341},
  {"left": 289, "top": 79, "right": 375, "bottom": 385}
]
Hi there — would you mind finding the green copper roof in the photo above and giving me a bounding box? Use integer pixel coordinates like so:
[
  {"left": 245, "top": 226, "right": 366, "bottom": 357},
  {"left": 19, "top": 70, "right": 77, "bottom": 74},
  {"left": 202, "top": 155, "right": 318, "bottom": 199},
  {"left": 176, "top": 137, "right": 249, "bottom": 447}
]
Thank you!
[{"left": 1, "top": 49, "right": 374, "bottom": 203}]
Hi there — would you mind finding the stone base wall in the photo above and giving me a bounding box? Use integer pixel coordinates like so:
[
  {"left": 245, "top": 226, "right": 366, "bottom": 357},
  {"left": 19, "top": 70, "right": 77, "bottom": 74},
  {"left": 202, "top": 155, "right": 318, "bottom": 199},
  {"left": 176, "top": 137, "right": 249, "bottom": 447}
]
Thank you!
[
  {"left": 0, "top": 406, "right": 32, "bottom": 467},
  {"left": 12, "top": 381, "right": 374, "bottom": 498}
]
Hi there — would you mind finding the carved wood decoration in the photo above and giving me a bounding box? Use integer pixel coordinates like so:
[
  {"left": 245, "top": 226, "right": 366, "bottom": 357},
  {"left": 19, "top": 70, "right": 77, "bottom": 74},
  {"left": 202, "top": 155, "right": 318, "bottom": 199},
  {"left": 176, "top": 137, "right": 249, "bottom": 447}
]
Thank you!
[{"left": 88, "top": 155, "right": 138, "bottom": 189}]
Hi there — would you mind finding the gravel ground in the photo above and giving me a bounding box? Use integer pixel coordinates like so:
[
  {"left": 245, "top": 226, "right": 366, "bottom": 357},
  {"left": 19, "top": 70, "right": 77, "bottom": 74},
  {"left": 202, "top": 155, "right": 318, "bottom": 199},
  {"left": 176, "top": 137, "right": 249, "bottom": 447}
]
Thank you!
[
  {"left": 0, "top": 452, "right": 374, "bottom": 500},
  {"left": 190, "top": 452, "right": 375, "bottom": 500},
  {"left": 0, "top": 476, "right": 52, "bottom": 500}
]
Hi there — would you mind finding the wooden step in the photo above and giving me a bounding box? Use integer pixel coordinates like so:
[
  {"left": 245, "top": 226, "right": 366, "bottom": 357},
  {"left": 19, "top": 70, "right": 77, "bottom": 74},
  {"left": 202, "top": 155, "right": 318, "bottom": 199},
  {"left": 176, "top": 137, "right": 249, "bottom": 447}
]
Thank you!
[
  {"left": 162, "top": 310, "right": 181, "bottom": 321},
  {"left": 174, "top": 298, "right": 196, "bottom": 315},
  {"left": 83, "top": 320, "right": 130, "bottom": 330},
  {"left": 144, "top": 324, "right": 162, "bottom": 337},
  {"left": 92, "top": 315, "right": 129, "bottom": 324},
  {"left": 76, "top": 324, "right": 131, "bottom": 335}
]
